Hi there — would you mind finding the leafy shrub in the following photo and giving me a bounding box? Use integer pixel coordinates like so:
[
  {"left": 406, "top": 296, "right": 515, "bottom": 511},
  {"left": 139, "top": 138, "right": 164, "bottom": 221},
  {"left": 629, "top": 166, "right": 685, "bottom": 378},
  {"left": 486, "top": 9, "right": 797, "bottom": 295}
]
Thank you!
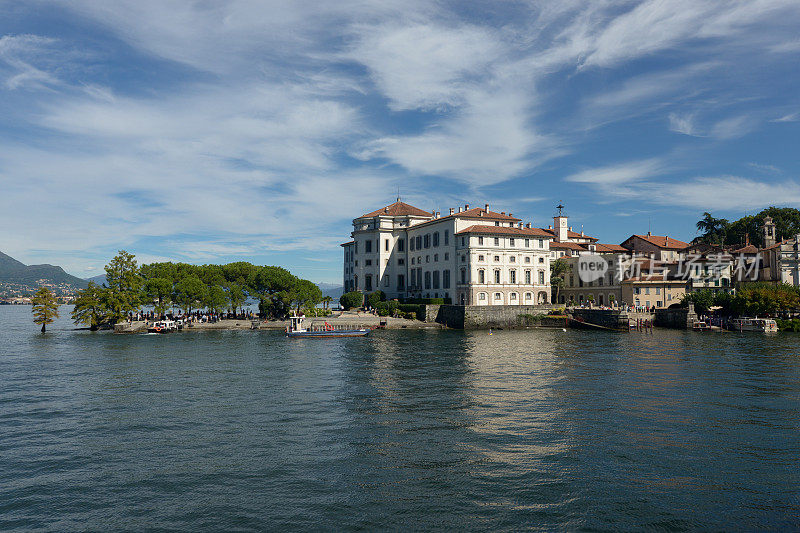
[
  {"left": 339, "top": 291, "right": 364, "bottom": 310},
  {"left": 777, "top": 318, "right": 800, "bottom": 332},
  {"left": 366, "top": 290, "right": 386, "bottom": 308}
]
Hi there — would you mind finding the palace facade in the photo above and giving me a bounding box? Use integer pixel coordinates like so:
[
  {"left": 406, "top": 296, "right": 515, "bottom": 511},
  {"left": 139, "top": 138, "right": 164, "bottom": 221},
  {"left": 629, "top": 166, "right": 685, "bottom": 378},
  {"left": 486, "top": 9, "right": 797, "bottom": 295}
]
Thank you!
[{"left": 342, "top": 200, "right": 554, "bottom": 305}]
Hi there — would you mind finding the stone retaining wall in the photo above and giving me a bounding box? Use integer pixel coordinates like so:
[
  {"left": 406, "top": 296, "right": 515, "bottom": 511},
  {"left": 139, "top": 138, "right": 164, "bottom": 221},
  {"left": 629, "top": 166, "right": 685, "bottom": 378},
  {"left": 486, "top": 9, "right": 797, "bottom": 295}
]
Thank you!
[
  {"left": 568, "top": 308, "right": 630, "bottom": 331},
  {"left": 654, "top": 305, "right": 697, "bottom": 329},
  {"left": 429, "top": 304, "right": 559, "bottom": 329}
]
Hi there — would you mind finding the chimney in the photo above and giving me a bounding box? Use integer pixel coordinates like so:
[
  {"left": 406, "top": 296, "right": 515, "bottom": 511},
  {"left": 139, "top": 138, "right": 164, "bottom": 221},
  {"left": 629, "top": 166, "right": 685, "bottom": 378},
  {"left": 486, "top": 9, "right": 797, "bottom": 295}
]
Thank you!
[
  {"left": 465, "top": 204, "right": 469, "bottom": 210},
  {"left": 581, "top": 231, "right": 584, "bottom": 236},
  {"left": 449, "top": 208, "right": 454, "bottom": 215},
  {"left": 525, "top": 223, "right": 531, "bottom": 229},
  {"left": 548, "top": 224, "right": 552, "bottom": 230},
  {"left": 484, "top": 203, "right": 489, "bottom": 211},
  {"left": 479, "top": 211, "right": 483, "bottom": 217},
  {"left": 509, "top": 213, "right": 513, "bottom": 218},
  {"left": 647, "top": 231, "right": 652, "bottom": 237},
  {"left": 384, "top": 206, "right": 388, "bottom": 213},
  {"left": 569, "top": 226, "right": 573, "bottom": 231},
  {"left": 501, "top": 211, "right": 505, "bottom": 215},
  {"left": 665, "top": 235, "right": 668, "bottom": 246},
  {"left": 458, "top": 207, "right": 462, "bottom": 213}
]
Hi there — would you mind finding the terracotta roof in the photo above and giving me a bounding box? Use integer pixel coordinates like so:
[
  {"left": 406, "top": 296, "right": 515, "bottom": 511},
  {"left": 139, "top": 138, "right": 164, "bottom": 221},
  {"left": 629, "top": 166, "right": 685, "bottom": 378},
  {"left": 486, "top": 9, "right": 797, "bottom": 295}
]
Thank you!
[
  {"left": 761, "top": 241, "right": 785, "bottom": 251},
  {"left": 623, "top": 276, "right": 687, "bottom": 283},
  {"left": 454, "top": 207, "right": 520, "bottom": 221},
  {"left": 360, "top": 201, "right": 433, "bottom": 218},
  {"left": 594, "top": 243, "right": 628, "bottom": 253},
  {"left": 456, "top": 225, "right": 553, "bottom": 237},
  {"left": 541, "top": 228, "right": 599, "bottom": 242},
  {"left": 732, "top": 245, "right": 758, "bottom": 254},
  {"left": 340, "top": 241, "right": 354, "bottom": 247},
  {"left": 550, "top": 241, "right": 587, "bottom": 251},
  {"left": 625, "top": 234, "right": 690, "bottom": 250}
]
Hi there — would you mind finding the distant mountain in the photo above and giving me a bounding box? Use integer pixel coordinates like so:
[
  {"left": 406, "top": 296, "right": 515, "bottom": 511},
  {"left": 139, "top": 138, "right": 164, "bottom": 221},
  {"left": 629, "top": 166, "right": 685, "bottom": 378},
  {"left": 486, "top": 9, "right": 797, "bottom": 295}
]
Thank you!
[
  {"left": 86, "top": 274, "right": 107, "bottom": 285},
  {"left": 0, "top": 250, "right": 88, "bottom": 289},
  {"left": 317, "top": 282, "right": 343, "bottom": 300}
]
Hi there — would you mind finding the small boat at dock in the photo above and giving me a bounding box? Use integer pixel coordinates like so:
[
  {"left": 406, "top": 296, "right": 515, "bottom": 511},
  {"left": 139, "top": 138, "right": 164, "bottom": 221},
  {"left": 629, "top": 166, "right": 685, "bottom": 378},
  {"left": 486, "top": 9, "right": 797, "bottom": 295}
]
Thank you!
[
  {"left": 148, "top": 320, "right": 177, "bottom": 333},
  {"left": 286, "top": 315, "right": 370, "bottom": 338},
  {"left": 730, "top": 317, "right": 778, "bottom": 333}
]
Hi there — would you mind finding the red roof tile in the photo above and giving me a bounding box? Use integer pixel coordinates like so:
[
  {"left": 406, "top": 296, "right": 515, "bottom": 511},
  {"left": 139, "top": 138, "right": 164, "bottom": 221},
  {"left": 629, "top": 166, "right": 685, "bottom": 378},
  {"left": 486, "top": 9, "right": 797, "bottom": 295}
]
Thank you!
[
  {"left": 455, "top": 225, "right": 553, "bottom": 237},
  {"left": 360, "top": 201, "right": 433, "bottom": 218},
  {"left": 625, "top": 234, "right": 690, "bottom": 250},
  {"left": 732, "top": 245, "right": 759, "bottom": 254},
  {"left": 340, "top": 241, "right": 354, "bottom": 247},
  {"left": 541, "top": 228, "right": 599, "bottom": 242},
  {"left": 550, "top": 241, "right": 587, "bottom": 250},
  {"left": 594, "top": 243, "right": 628, "bottom": 253}
]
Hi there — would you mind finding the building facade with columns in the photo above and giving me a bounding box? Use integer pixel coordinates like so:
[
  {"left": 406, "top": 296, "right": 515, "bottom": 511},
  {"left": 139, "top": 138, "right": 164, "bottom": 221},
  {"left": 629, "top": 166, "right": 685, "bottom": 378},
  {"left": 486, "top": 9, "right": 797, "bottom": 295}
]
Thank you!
[{"left": 342, "top": 200, "right": 555, "bottom": 305}]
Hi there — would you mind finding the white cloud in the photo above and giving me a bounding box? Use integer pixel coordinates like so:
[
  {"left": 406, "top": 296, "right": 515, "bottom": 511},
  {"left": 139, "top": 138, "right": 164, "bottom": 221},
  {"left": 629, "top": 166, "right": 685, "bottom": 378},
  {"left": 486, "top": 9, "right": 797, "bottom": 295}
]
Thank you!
[
  {"left": 773, "top": 112, "right": 799, "bottom": 122},
  {"left": 346, "top": 23, "right": 503, "bottom": 111},
  {"left": 668, "top": 112, "right": 701, "bottom": 136},
  {"left": 565, "top": 158, "right": 664, "bottom": 185},
  {"left": 642, "top": 176, "right": 800, "bottom": 210},
  {"left": 709, "top": 115, "right": 754, "bottom": 139}
]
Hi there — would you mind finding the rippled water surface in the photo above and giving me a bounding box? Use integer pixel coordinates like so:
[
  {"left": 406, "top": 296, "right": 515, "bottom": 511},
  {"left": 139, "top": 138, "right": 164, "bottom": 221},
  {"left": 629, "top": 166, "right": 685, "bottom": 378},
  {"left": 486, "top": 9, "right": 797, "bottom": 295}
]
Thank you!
[{"left": 2, "top": 305, "right": 800, "bottom": 531}]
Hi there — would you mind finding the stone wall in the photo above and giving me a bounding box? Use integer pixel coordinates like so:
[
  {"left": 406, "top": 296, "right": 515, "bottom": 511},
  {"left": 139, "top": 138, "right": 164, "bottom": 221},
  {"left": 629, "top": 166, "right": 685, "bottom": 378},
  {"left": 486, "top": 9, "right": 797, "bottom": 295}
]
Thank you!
[
  {"left": 429, "top": 304, "right": 559, "bottom": 329},
  {"left": 654, "top": 305, "right": 697, "bottom": 329},
  {"left": 568, "top": 308, "right": 630, "bottom": 331}
]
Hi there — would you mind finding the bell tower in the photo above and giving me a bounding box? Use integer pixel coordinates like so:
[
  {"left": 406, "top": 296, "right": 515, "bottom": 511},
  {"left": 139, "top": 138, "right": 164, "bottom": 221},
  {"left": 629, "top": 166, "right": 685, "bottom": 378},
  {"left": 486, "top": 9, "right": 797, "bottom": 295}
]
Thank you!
[
  {"left": 553, "top": 203, "right": 568, "bottom": 242},
  {"left": 763, "top": 216, "right": 777, "bottom": 247}
]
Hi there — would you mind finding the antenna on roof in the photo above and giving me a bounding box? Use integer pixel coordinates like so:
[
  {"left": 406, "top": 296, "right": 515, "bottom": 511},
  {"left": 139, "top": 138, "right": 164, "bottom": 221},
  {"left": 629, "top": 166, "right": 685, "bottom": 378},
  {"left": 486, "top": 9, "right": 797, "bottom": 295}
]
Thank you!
[{"left": 396, "top": 186, "right": 401, "bottom": 203}]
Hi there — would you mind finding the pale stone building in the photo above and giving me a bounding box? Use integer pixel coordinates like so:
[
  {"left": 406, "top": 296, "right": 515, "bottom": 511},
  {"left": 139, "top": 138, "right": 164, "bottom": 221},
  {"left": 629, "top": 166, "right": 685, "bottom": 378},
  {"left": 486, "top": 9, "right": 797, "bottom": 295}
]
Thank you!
[{"left": 342, "top": 200, "right": 554, "bottom": 305}]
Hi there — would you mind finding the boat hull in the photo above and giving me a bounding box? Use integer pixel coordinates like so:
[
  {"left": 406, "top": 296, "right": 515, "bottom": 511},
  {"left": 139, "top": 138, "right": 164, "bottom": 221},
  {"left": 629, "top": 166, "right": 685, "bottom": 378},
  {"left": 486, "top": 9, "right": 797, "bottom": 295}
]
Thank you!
[{"left": 287, "top": 329, "right": 369, "bottom": 338}]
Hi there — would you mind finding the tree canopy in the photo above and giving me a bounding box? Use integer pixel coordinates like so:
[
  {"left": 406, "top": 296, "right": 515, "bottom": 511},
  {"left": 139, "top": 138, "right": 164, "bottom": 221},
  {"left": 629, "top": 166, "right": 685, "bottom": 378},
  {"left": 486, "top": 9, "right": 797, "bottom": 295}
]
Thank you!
[
  {"left": 695, "top": 207, "right": 800, "bottom": 247},
  {"left": 32, "top": 286, "right": 59, "bottom": 333},
  {"left": 70, "top": 252, "right": 323, "bottom": 325}
]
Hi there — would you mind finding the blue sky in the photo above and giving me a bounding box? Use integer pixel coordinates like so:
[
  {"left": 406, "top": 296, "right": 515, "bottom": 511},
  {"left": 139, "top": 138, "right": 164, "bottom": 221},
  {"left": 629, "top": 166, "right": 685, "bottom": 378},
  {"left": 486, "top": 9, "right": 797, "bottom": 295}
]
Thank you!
[{"left": 1, "top": 1, "right": 799, "bottom": 283}]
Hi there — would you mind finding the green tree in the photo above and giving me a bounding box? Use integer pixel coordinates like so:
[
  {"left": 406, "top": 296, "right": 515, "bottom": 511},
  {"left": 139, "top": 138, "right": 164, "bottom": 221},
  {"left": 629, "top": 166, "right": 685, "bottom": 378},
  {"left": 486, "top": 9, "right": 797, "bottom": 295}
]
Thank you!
[
  {"left": 290, "top": 279, "right": 322, "bottom": 314},
  {"left": 339, "top": 291, "right": 364, "bottom": 310},
  {"left": 695, "top": 212, "right": 729, "bottom": 244},
  {"left": 321, "top": 296, "right": 333, "bottom": 310},
  {"left": 174, "top": 275, "right": 207, "bottom": 314},
  {"left": 250, "top": 266, "right": 297, "bottom": 318},
  {"left": 682, "top": 289, "right": 716, "bottom": 315},
  {"left": 32, "top": 287, "right": 59, "bottom": 333},
  {"left": 104, "top": 250, "right": 142, "bottom": 323},
  {"left": 226, "top": 282, "right": 247, "bottom": 315},
  {"left": 143, "top": 277, "right": 173, "bottom": 317},
  {"left": 366, "top": 290, "right": 385, "bottom": 308},
  {"left": 71, "top": 282, "right": 109, "bottom": 330},
  {"left": 203, "top": 285, "right": 229, "bottom": 314},
  {"left": 550, "top": 258, "right": 571, "bottom": 304}
]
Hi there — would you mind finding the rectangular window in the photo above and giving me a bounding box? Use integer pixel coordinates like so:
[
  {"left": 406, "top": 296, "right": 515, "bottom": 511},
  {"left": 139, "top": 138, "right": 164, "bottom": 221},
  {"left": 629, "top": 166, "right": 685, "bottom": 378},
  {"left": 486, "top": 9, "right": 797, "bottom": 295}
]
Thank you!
[
  {"left": 525, "top": 270, "right": 531, "bottom": 284},
  {"left": 434, "top": 254, "right": 438, "bottom": 262},
  {"left": 443, "top": 270, "right": 450, "bottom": 289},
  {"left": 510, "top": 270, "right": 516, "bottom": 283},
  {"left": 525, "top": 257, "right": 531, "bottom": 263},
  {"left": 510, "top": 256, "right": 515, "bottom": 263},
  {"left": 494, "top": 237, "right": 500, "bottom": 246},
  {"left": 494, "top": 256, "right": 500, "bottom": 262},
  {"left": 479, "top": 270, "right": 485, "bottom": 284},
  {"left": 538, "top": 239, "right": 544, "bottom": 248},
  {"left": 539, "top": 271, "right": 545, "bottom": 285},
  {"left": 510, "top": 238, "right": 515, "bottom": 246},
  {"left": 460, "top": 268, "right": 466, "bottom": 284},
  {"left": 416, "top": 236, "right": 422, "bottom": 249},
  {"left": 461, "top": 237, "right": 465, "bottom": 246},
  {"left": 365, "top": 259, "right": 372, "bottom": 266},
  {"left": 365, "top": 240, "right": 372, "bottom": 253},
  {"left": 433, "top": 271, "right": 440, "bottom": 289},
  {"left": 397, "top": 274, "right": 405, "bottom": 289},
  {"left": 424, "top": 271, "right": 431, "bottom": 289},
  {"left": 444, "top": 253, "right": 449, "bottom": 260},
  {"left": 478, "top": 236, "right": 484, "bottom": 245},
  {"left": 398, "top": 239, "right": 405, "bottom": 252},
  {"left": 385, "top": 239, "right": 389, "bottom": 251},
  {"left": 410, "top": 238, "right": 415, "bottom": 251},
  {"left": 433, "top": 232, "right": 439, "bottom": 247},
  {"left": 525, "top": 239, "right": 530, "bottom": 247},
  {"left": 494, "top": 270, "right": 501, "bottom": 283},
  {"left": 656, "top": 287, "right": 661, "bottom": 294},
  {"left": 398, "top": 258, "right": 405, "bottom": 265},
  {"left": 645, "top": 288, "right": 650, "bottom": 295},
  {"left": 424, "top": 234, "right": 430, "bottom": 248},
  {"left": 365, "top": 275, "right": 373, "bottom": 292},
  {"left": 444, "top": 230, "right": 449, "bottom": 245},
  {"left": 479, "top": 254, "right": 484, "bottom": 261},
  {"left": 355, "top": 242, "right": 358, "bottom": 254},
  {"left": 384, "top": 275, "right": 389, "bottom": 287}
]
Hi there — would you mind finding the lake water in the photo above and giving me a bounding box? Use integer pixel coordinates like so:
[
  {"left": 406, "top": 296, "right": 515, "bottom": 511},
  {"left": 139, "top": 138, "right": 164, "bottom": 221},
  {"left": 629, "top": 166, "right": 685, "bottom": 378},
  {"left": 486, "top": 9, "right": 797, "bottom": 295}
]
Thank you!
[{"left": 2, "top": 305, "right": 799, "bottom": 531}]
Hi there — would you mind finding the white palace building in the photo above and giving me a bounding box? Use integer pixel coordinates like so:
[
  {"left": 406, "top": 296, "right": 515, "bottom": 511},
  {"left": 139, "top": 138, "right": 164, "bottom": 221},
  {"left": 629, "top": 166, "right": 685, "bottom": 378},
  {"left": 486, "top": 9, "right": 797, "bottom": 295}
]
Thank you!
[{"left": 341, "top": 199, "right": 584, "bottom": 305}]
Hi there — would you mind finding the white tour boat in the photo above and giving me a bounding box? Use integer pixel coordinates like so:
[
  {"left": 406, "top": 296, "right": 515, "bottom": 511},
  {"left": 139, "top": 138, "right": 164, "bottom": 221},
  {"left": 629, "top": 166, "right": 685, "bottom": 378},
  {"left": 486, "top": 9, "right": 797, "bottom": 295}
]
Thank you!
[
  {"left": 730, "top": 317, "right": 778, "bottom": 333},
  {"left": 286, "top": 315, "right": 370, "bottom": 338}
]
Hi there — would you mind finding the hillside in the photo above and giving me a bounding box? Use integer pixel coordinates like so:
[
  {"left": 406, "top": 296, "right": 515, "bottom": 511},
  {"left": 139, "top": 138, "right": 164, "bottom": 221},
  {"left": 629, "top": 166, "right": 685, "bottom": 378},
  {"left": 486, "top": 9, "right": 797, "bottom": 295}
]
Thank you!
[{"left": 0, "top": 250, "right": 88, "bottom": 290}]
